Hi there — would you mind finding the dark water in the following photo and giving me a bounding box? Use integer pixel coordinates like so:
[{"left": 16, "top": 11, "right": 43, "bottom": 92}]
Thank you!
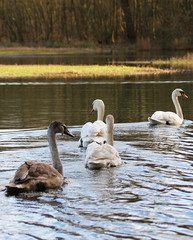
[
  {"left": 0, "top": 50, "right": 189, "bottom": 65},
  {"left": 0, "top": 72, "right": 193, "bottom": 129},
  {"left": 1, "top": 58, "right": 193, "bottom": 239}
]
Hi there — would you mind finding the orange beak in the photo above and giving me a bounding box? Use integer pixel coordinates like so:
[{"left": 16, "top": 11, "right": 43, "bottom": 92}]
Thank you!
[
  {"left": 182, "top": 92, "right": 188, "bottom": 98},
  {"left": 90, "top": 108, "right": 94, "bottom": 114}
]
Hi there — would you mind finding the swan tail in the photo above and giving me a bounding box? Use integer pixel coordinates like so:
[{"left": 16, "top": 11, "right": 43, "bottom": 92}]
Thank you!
[
  {"left": 6, "top": 183, "right": 25, "bottom": 195},
  {"left": 86, "top": 158, "right": 121, "bottom": 169},
  {"left": 148, "top": 117, "right": 166, "bottom": 125},
  {"left": 86, "top": 160, "right": 106, "bottom": 169}
]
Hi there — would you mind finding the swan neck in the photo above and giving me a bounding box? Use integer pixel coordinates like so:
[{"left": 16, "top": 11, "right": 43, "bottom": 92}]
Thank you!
[
  {"left": 172, "top": 93, "right": 183, "bottom": 119},
  {"left": 47, "top": 130, "right": 63, "bottom": 176},
  {"left": 97, "top": 105, "right": 105, "bottom": 121},
  {"left": 107, "top": 123, "right": 114, "bottom": 146}
]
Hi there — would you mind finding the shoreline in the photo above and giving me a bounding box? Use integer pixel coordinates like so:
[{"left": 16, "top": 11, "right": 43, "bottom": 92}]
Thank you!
[{"left": 0, "top": 47, "right": 191, "bottom": 82}]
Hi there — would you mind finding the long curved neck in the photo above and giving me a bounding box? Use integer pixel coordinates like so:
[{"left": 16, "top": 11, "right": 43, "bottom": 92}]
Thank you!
[
  {"left": 172, "top": 93, "right": 183, "bottom": 119},
  {"left": 97, "top": 104, "right": 105, "bottom": 121},
  {"left": 47, "top": 130, "right": 63, "bottom": 176},
  {"left": 107, "top": 122, "right": 114, "bottom": 146}
]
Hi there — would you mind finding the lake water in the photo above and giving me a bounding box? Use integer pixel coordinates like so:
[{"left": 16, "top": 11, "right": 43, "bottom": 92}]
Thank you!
[
  {"left": 0, "top": 53, "right": 193, "bottom": 240},
  {"left": 0, "top": 49, "right": 189, "bottom": 65}
]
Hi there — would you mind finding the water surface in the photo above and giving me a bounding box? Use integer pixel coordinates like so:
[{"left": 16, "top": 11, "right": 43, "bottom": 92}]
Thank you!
[
  {"left": 1, "top": 120, "right": 193, "bottom": 239},
  {"left": 0, "top": 72, "right": 193, "bottom": 129},
  {"left": 0, "top": 49, "right": 188, "bottom": 65}
]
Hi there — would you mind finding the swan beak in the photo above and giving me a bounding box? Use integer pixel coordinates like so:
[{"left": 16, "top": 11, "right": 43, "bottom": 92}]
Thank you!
[
  {"left": 63, "top": 128, "right": 74, "bottom": 138},
  {"left": 90, "top": 108, "right": 95, "bottom": 114},
  {"left": 182, "top": 92, "right": 188, "bottom": 98}
]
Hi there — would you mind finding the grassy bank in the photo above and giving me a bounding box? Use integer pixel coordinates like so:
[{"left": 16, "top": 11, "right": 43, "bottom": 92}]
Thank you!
[
  {"left": 0, "top": 47, "right": 191, "bottom": 80},
  {"left": 154, "top": 53, "right": 193, "bottom": 66},
  {"left": 0, "top": 64, "right": 176, "bottom": 80}
]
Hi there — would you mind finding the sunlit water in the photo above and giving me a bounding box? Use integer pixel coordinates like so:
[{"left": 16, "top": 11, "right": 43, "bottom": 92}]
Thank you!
[{"left": 0, "top": 55, "right": 193, "bottom": 239}]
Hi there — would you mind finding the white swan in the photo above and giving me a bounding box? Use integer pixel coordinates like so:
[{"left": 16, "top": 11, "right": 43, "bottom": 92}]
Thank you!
[
  {"left": 148, "top": 88, "right": 188, "bottom": 125},
  {"left": 79, "top": 99, "right": 107, "bottom": 148},
  {"left": 6, "top": 121, "right": 74, "bottom": 194},
  {"left": 85, "top": 114, "right": 122, "bottom": 169}
]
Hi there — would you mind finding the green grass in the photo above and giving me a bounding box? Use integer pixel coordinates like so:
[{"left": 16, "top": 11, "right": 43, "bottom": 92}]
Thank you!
[{"left": 0, "top": 64, "right": 175, "bottom": 80}]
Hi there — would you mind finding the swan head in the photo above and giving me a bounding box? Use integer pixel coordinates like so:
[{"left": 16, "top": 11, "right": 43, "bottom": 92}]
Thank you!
[
  {"left": 90, "top": 99, "right": 105, "bottom": 113},
  {"left": 48, "top": 121, "right": 74, "bottom": 137},
  {"left": 172, "top": 88, "right": 188, "bottom": 98}
]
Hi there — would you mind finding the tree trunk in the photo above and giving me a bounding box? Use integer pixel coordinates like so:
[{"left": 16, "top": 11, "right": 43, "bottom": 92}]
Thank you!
[{"left": 120, "top": 0, "right": 136, "bottom": 43}]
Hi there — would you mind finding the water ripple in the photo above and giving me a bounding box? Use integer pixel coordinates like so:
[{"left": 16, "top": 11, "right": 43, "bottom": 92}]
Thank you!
[{"left": 1, "top": 122, "right": 193, "bottom": 239}]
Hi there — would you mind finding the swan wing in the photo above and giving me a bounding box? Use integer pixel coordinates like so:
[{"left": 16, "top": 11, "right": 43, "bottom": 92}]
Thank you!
[
  {"left": 163, "top": 112, "right": 183, "bottom": 125},
  {"left": 13, "top": 161, "right": 60, "bottom": 183},
  {"left": 148, "top": 117, "right": 166, "bottom": 125},
  {"left": 81, "top": 121, "right": 106, "bottom": 138},
  {"left": 12, "top": 161, "right": 35, "bottom": 183},
  {"left": 80, "top": 122, "right": 93, "bottom": 138},
  {"left": 148, "top": 111, "right": 183, "bottom": 125}
]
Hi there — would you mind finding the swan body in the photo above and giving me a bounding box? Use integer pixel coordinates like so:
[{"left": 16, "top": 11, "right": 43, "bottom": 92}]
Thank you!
[
  {"left": 148, "top": 88, "right": 188, "bottom": 125},
  {"left": 79, "top": 99, "right": 107, "bottom": 148},
  {"left": 85, "top": 115, "right": 122, "bottom": 169},
  {"left": 6, "top": 121, "right": 74, "bottom": 194}
]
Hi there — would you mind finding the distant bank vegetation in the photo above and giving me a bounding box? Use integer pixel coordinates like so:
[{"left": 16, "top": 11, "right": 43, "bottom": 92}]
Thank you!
[{"left": 0, "top": 0, "right": 192, "bottom": 50}]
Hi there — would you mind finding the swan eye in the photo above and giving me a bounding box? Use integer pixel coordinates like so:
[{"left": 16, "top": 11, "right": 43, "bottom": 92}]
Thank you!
[
  {"left": 62, "top": 124, "right": 66, "bottom": 131},
  {"left": 59, "top": 124, "right": 65, "bottom": 134}
]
